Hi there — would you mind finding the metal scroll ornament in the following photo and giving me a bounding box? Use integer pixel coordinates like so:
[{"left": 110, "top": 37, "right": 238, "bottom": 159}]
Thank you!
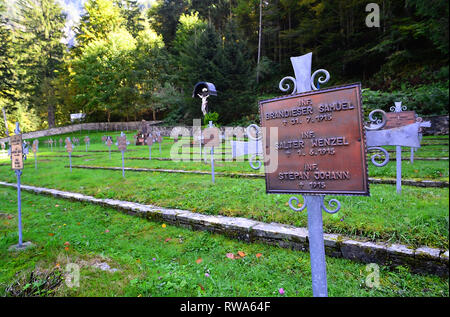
[{"left": 246, "top": 124, "right": 262, "bottom": 170}]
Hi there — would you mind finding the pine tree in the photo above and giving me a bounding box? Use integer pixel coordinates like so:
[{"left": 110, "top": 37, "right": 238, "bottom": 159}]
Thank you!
[{"left": 15, "top": 0, "right": 66, "bottom": 128}]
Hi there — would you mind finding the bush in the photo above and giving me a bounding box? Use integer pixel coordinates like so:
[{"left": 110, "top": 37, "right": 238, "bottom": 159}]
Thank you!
[{"left": 362, "top": 82, "right": 449, "bottom": 116}]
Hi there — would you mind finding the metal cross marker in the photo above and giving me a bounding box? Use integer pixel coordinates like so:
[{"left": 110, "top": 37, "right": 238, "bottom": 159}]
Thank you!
[
  {"left": 106, "top": 136, "right": 113, "bottom": 159},
  {"left": 84, "top": 136, "right": 90, "bottom": 152},
  {"left": 65, "top": 137, "right": 73, "bottom": 172},
  {"left": 116, "top": 132, "right": 128, "bottom": 178},
  {"left": 250, "top": 52, "right": 390, "bottom": 297},
  {"left": 366, "top": 102, "right": 430, "bottom": 194},
  {"left": 8, "top": 122, "right": 29, "bottom": 248},
  {"left": 202, "top": 121, "right": 219, "bottom": 183}
]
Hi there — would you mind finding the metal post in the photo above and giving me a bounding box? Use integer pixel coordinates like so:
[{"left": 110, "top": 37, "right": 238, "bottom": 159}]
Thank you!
[
  {"left": 16, "top": 170, "right": 23, "bottom": 247},
  {"left": 34, "top": 153, "right": 37, "bottom": 169},
  {"left": 69, "top": 153, "right": 72, "bottom": 172},
  {"left": 159, "top": 142, "right": 161, "bottom": 156},
  {"left": 149, "top": 147, "right": 152, "bottom": 160},
  {"left": 304, "top": 195, "right": 328, "bottom": 297},
  {"left": 209, "top": 121, "right": 215, "bottom": 183},
  {"left": 396, "top": 145, "right": 402, "bottom": 194},
  {"left": 121, "top": 151, "right": 125, "bottom": 178},
  {"left": 410, "top": 147, "right": 414, "bottom": 164}
]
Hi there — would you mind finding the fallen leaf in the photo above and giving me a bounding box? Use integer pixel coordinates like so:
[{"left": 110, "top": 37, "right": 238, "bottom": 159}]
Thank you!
[
  {"left": 226, "top": 253, "right": 235, "bottom": 259},
  {"left": 237, "top": 251, "right": 246, "bottom": 258},
  {"left": 256, "top": 253, "right": 263, "bottom": 258},
  {"left": 105, "top": 229, "right": 110, "bottom": 233},
  {"left": 164, "top": 238, "right": 171, "bottom": 242},
  {"left": 55, "top": 204, "right": 59, "bottom": 207},
  {"left": 7, "top": 215, "right": 12, "bottom": 219},
  {"left": 196, "top": 258, "right": 203, "bottom": 264},
  {"left": 136, "top": 259, "right": 141, "bottom": 263},
  {"left": 48, "top": 233, "right": 55, "bottom": 237}
]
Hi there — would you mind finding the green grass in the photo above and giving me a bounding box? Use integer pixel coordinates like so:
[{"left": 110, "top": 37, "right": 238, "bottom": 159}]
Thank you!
[
  {"left": 0, "top": 187, "right": 447, "bottom": 297},
  {"left": 0, "top": 131, "right": 448, "bottom": 249}
]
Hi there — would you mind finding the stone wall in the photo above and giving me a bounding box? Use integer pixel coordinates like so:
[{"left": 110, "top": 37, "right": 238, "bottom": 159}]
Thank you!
[
  {"left": 2, "top": 115, "right": 446, "bottom": 144},
  {"left": 0, "top": 121, "right": 162, "bottom": 143}
]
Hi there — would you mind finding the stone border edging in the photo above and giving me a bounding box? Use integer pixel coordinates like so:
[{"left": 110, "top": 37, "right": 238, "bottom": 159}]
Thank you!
[
  {"left": 0, "top": 181, "right": 447, "bottom": 277},
  {"left": 67, "top": 165, "right": 450, "bottom": 188}
]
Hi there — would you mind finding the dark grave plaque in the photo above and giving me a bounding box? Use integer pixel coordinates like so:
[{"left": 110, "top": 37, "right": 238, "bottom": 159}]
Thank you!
[
  {"left": 259, "top": 83, "right": 368, "bottom": 195},
  {"left": 202, "top": 127, "right": 220, "bottom": 148},
  {"left": 383, "top": 111, "right": 416, "bottom": 130},
  {"left": 10, "top": 134, "right": 24, "bottom": 170}
]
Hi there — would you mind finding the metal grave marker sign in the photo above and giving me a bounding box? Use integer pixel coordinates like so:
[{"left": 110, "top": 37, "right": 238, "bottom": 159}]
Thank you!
[
  {"left": 259, "top": 83, "right": 369, "bottom": 195},
  {"left": 202, "top": 126, "right": 221, "bottom": 148},
  {"left": 366, "top": 101, "right": 430, "bottom": 193},
  {"left": 10, "top": 134, "right": 24, "bottom": 170},
  {"left": 250, "top": 52, "right": 389, "bottom": 297}
]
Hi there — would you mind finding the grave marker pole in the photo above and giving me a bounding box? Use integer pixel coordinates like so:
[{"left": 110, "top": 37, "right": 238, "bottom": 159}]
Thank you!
[
  {"left": 251, "top": 53, "right": 389, "bottom": 297},
  {"left": 16, "top": 169, "right": 23, "bottom": 246},
  {"left": 122, "top": 151, "right": 125, "bottom": 178},
  {"left": 391, "top": 102, "right": 405, "bottom": 194},
  {"left": 8, "top": 122, "right": 29, "bottom": 249},
  {"left": 209, "top": 121, "right": 215, "bottom": 183}
]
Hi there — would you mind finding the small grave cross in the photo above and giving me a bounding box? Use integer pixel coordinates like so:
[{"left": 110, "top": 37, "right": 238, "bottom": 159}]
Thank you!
[
  {"left": 116, "top": 132, "right": 128, "bottom": 178},
  {"left": 65, "top": 137, "right": 73, "bottom": 172},
  {"left": 8, "top": 122, "right": 29, "bottom": 249}
]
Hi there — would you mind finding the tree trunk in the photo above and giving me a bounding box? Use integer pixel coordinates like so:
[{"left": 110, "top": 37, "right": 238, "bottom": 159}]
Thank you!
[
  {"left": 153, "top": 109, "right": 156, "bottom": 121},
  {"left": 48, "top": 105, "right": 56, "bottom": 128},
  {"left": 256, "top": 0, "right": 262, "bottom": 84}
]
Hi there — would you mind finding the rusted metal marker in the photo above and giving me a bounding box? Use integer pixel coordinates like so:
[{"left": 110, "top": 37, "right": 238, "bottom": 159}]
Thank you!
[
  {"left": 251, "top": 52, "right": 388, "bottom": 297},
  {"left": 8, "top": 122, "right": 29, "bottom": 249},
  {"left": 84, "top": 136, "right": 90, "bottom": 152}
]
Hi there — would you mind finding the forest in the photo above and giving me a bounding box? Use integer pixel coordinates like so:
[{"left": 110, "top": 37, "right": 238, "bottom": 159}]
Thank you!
[{"left": 0, "top": 0, "right": 448, "bottom": 135}]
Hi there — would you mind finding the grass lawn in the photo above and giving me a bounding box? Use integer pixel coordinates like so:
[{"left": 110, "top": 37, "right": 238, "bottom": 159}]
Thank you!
[
  {"left": 0, "top": 131, "right": 448, "bottom": 249},
  {"left": 0, "top": 187, "right": 448, "bottom": 297}
]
